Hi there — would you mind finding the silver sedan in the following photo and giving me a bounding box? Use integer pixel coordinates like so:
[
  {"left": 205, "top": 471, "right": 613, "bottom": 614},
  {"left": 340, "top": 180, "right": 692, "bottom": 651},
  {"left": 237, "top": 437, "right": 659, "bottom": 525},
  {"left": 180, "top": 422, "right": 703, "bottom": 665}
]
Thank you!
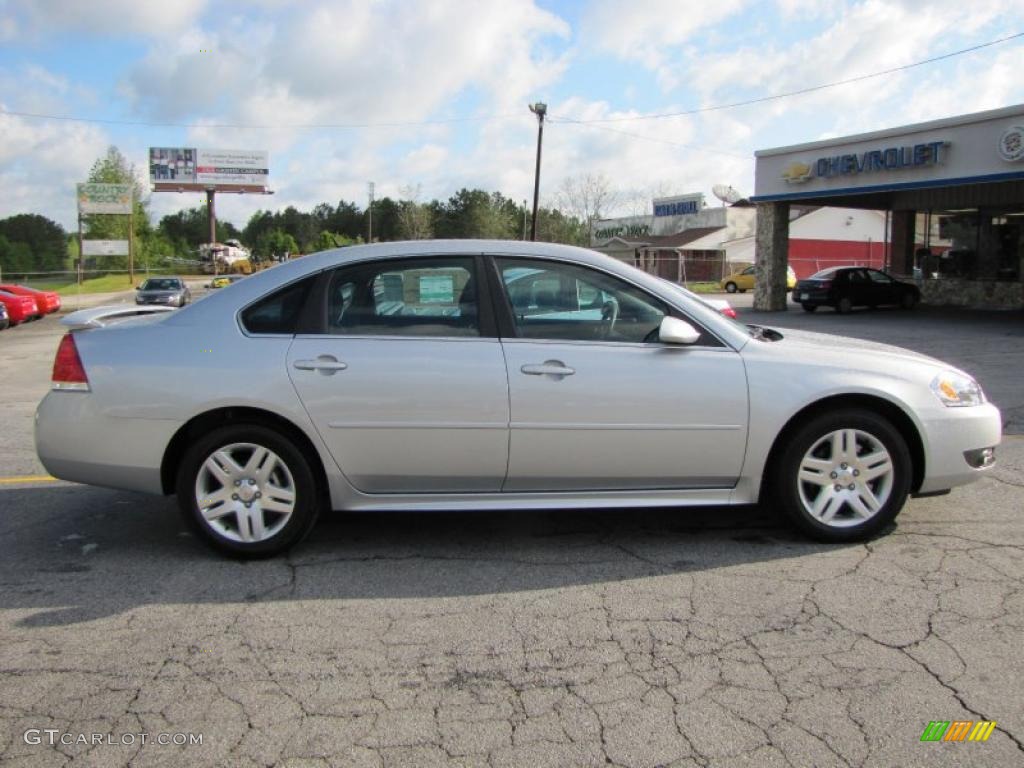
[{"left": 35, "top": 240, "right": 1001, "bottom": 557}]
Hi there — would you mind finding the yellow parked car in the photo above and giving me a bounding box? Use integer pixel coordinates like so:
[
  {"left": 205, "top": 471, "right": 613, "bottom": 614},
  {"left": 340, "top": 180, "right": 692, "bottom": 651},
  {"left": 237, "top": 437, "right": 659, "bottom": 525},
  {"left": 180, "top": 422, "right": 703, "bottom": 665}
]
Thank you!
[
  {"left": 720, "top": 265, "right": 796, "bottom": 293},
  {"left": 208, "top": 274, "right": 246, "bottom": 289}
]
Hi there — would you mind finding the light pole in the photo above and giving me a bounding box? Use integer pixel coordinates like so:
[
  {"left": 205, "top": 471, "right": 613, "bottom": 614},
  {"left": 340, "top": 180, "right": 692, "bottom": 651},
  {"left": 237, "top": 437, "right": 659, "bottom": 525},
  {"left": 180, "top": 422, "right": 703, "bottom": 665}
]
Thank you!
[{"left": 528, "top": 102, "right": 546, "bottom": 241}]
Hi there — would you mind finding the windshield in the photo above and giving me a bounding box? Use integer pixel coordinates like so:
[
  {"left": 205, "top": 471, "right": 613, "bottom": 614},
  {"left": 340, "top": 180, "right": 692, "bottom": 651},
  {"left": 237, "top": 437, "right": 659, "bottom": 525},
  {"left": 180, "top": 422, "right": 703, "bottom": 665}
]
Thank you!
[{"left": 141, "top": 279, "right": 181, "bottom": 290}]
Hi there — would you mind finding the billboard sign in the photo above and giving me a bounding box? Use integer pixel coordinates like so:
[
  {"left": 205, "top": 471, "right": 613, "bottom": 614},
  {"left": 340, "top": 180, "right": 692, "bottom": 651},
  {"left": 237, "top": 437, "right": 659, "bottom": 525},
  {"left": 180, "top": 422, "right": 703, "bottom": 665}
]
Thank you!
[
  {"left": 149, "top": 147, "right": 269, "bottom": 188},
  {"left": 77, "top": 183, "right": 133, "bottom": 214},
  {"left": 82, "top": 239, "right": 130, "bottom": 256}
]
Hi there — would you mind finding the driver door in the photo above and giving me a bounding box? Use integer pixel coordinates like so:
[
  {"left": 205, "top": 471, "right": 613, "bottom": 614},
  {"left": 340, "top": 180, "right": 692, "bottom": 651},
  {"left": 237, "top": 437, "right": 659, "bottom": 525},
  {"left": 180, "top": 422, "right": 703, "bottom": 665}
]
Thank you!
[{"left": 494, "top": 257, "right": 748, "bottom": 492}]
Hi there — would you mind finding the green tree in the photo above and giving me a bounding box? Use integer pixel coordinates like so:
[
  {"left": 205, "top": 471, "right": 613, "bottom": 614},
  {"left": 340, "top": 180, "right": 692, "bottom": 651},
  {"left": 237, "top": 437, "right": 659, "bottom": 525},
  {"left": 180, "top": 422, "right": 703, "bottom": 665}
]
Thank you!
[
  {"left": 0, "top": 214, "right": 68, "bottom": 273},
  {"left": 82, "top": 146, "right": 151, "bottom": 275},
  {"left": 254, "top": 228, "right": 299, "bottom": 261},
  {"left": 312, "top": 231, "right": 357, "bottom": 252},
  {"left": 0, "top": 234, "right": 34, "bottom": 277}
]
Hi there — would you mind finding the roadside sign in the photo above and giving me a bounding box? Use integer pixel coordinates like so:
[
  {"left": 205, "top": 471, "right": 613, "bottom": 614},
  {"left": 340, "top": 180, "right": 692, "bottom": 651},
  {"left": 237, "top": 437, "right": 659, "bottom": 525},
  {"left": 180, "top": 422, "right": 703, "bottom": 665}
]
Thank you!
[
  {"left": 77, "top": 183, "right": 133, "bottom": 214},
  {"left": 81, "top": 239, "right": 130, "bottom": 256}
]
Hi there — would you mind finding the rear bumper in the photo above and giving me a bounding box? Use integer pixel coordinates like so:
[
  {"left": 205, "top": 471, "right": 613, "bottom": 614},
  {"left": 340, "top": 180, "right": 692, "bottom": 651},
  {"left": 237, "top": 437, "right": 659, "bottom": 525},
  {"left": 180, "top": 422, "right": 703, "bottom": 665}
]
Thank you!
[
  {"left": 35, "top": 391, "right": 177, "bottom": 494},
  {"left": 793, "top": 289, "right": 832, "bottom": 304},
  {"left": 917, "top": 402, "right": 1002, "bottom": 493}
]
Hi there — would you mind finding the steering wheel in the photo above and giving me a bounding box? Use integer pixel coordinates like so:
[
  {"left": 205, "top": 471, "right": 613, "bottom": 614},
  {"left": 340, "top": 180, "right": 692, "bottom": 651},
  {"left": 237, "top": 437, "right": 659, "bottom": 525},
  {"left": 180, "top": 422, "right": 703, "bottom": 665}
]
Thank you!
[{"left": 600, "top": 299, "right": 619, "bottom": 339}]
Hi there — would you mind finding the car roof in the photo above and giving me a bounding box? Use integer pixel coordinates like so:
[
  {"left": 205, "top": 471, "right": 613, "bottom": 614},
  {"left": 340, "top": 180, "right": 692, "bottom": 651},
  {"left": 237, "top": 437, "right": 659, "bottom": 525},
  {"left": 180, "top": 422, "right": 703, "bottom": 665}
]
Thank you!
[{"left": 166, "top": 239, "right": 753, "bottom": 350}]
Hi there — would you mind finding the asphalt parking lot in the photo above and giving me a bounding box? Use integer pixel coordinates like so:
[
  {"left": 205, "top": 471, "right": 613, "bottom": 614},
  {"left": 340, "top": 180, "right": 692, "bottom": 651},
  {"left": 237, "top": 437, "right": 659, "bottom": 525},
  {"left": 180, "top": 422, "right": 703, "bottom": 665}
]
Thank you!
[{"left": 1, "top": 301, "right": 1023, "bottom": 767}]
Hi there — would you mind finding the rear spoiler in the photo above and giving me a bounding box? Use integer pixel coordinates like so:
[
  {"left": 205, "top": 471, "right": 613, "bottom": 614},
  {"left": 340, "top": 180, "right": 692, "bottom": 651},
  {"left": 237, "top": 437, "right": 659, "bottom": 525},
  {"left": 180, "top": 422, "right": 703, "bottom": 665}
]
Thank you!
[{"left": 60, "top": 304, "right": 176, "bottom": 330}]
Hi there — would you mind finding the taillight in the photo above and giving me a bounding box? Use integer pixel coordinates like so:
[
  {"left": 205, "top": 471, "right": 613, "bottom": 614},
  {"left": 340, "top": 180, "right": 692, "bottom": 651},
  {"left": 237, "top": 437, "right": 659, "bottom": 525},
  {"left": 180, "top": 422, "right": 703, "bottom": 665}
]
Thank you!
[
  {"left": 52, "top": 333, "right": 90, "bottom": 391},
  {"left": 720, "top": 307, "right": 738, "bottom": 319}
]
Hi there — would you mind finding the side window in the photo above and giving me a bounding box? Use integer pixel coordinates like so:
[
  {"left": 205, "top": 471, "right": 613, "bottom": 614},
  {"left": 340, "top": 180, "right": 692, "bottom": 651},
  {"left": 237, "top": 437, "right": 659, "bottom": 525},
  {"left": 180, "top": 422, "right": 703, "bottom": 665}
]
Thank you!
[
  {"left": 867, "top": 270, "right": 892, "bottom": 284},
  {"left": 496, "top": 258, "right": 667, "bottom": 343},
  {"left": 241, "top": 275, "right": 316, "bottom": 335},
  {"left": 743, "top": 266, "right": 756, "bottom": 275},
  {"left": 326, "top": 257, "right": 480, "bottom": 337}
]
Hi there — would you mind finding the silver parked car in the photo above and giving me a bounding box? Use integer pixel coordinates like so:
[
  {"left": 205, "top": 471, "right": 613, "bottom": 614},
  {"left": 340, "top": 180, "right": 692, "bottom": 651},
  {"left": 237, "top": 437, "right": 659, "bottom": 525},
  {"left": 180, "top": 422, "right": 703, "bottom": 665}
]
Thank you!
[
  {"left": 135, "top": 276, "right": 191, "bottom": 307},
  {"left": 36, "top": 241, "right": 1001, "bottom": 557}
]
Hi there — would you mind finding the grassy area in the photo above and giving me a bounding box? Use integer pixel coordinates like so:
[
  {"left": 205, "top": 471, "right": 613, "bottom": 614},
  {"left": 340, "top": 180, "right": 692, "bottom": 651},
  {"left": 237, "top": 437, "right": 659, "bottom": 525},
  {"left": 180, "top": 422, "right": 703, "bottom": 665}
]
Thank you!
[
  {"left": 682, "top": 281, "right": 721, "bottom": 294},
  {"left": 24, "top": 274, "right": 141, "bottom": 295}
]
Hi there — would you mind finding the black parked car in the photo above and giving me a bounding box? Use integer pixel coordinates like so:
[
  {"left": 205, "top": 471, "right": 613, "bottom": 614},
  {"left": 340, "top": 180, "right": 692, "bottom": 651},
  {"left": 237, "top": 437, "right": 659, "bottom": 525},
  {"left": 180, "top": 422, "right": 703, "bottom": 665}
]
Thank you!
[{"left": 794, "top": 267, "right": 919, "bottom": 313}]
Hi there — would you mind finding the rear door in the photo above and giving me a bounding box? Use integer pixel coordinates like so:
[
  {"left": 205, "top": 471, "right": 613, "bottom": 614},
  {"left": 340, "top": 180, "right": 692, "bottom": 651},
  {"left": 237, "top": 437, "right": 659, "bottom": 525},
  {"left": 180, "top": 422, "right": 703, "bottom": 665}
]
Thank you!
[{"left": 286, "top": 256, "right": 510, "bottom": 494}]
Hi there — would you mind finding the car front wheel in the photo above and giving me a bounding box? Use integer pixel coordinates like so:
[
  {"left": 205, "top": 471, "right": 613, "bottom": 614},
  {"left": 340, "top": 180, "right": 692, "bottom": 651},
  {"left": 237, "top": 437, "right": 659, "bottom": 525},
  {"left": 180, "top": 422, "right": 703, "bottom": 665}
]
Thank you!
[
  {"left": 725, "top": 282, "right": 738, "bottom": 293},
  {"left": 176, "top": 424, "right": 321, "bottom": 557},
  {"left": 774, "top": 409, "right": 911, "bottom": 542}
]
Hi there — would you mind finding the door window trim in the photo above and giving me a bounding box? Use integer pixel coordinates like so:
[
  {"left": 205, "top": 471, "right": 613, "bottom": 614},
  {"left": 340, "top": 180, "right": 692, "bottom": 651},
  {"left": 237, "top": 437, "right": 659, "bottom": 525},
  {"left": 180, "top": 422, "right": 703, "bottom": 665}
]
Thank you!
[
  {"left": 484, "top": 254, "right": 726, "bottom": 349},
  {"left": 304, "top": 254, "right": 499, "bottom": 339}
]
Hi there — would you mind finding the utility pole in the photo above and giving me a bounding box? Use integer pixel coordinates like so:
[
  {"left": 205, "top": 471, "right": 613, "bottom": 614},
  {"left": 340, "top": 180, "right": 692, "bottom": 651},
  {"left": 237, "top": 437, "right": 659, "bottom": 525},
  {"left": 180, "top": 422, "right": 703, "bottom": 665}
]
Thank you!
[
  {"left": 367, "top": 181, "right": 375, "bottom": 243},
  {"left": 528, "top": 102, "right": 546, "bottom": 241},
  {"left": 522, "top": 199, "right": 528, "bottom": 240},
  {"left": 207, "top": 188, "right": 218, "bottom": 276}
]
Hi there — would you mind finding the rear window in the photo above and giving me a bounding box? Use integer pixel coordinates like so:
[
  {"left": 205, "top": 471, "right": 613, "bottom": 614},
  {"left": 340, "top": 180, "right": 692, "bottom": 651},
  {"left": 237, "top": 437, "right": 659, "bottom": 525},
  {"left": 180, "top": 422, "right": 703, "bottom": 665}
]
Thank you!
[{"left": 241, "top": 276, "right": 316, "bottom": 335}]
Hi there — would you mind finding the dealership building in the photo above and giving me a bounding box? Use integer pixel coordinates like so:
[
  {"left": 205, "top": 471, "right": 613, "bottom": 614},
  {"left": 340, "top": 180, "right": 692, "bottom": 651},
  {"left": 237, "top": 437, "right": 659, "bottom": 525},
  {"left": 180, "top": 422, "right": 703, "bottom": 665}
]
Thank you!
[{"left": 751, "top": 103, "right": 1024, "bottom": 309}]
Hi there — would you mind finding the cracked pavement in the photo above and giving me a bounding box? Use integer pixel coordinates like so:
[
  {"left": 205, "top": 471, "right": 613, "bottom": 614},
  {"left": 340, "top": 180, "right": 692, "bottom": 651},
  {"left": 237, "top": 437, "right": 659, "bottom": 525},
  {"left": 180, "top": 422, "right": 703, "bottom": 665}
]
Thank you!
[{"left": 1, "top": 309, "right": 1022, "bottom": 767}]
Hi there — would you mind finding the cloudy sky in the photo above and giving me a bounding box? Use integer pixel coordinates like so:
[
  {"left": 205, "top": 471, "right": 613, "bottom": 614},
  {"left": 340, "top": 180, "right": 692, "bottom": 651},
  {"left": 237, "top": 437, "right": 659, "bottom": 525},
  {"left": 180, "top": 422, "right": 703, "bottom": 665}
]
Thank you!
[{"left": 1, "top": 0, "right": 1023, "bottom": 231}]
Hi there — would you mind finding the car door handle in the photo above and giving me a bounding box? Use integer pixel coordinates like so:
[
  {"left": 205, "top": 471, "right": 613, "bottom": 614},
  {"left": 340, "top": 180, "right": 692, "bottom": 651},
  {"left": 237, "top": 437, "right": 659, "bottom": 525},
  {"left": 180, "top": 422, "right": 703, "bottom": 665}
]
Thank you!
[
  {"left": 293, "top": 357, "right": 348, "bottom": 374},
  {"left": 521, "top": 361, "right": 575, "bottom": 377}
]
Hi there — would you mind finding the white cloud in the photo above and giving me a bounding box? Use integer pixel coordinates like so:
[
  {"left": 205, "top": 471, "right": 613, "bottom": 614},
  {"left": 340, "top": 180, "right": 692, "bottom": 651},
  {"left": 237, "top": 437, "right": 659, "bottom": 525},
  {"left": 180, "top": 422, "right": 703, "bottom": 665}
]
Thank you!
[
  {"left": 581, "top": 0, "right": 748, "bottom": 87},
  {"left": 0, "top": 110, "right": 109, "bottom": 229},
  {"left": 7, "top": 0, "right": 208, "bottom": 37}
]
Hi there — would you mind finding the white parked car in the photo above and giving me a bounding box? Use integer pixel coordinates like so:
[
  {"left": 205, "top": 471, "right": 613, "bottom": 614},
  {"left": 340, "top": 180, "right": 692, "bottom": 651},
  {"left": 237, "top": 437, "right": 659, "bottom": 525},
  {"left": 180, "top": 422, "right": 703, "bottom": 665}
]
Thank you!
[{"left": 36, "top": 240, "right": 1000, "bottom": 557}]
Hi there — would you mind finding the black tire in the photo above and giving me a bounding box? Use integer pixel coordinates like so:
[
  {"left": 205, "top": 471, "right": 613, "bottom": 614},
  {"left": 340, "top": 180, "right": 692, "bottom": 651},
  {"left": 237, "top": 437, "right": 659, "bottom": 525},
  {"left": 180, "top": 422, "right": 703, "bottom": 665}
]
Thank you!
[
  {"left": 836, "top": 296, "right": 853, "bottom": 314},
  {"left": 900, "top": 291, "right": 917, "bottom": 310},
  {"left": 772, "top": 409, "right": 911, "bottom": 542},
  {"left": 176, "top": 424, "right": 321, "bottom": 557},
  {"left": 801, "top": 303, "right": 817, "bottom": 312},
  {"left": 725, "top": 282, "right": 738, "bottom": 294}
]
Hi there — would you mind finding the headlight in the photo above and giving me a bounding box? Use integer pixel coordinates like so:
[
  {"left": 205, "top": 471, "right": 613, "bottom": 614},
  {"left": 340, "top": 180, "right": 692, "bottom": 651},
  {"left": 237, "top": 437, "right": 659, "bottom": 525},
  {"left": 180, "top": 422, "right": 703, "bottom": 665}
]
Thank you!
[{"left": 930, "top": 371, "right": 985, "bottom": 407}]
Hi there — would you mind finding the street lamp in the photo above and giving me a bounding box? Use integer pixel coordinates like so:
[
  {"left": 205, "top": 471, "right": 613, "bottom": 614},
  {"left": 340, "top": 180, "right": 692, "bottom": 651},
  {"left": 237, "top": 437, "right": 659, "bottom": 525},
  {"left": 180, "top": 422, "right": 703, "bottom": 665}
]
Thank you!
[{"left": 528, "top": 102, "right": 547, "bottom": 241}]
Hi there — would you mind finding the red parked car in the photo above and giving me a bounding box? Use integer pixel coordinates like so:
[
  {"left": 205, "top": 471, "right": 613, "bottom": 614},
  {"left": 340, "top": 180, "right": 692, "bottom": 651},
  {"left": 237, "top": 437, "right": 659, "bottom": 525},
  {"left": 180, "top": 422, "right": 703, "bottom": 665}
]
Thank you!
[
  {"left": 0, "top": 283, "right": 61, "bottom": 314},
  {"left": 0, "top": 290, "right": 41, "bottom": 324}
]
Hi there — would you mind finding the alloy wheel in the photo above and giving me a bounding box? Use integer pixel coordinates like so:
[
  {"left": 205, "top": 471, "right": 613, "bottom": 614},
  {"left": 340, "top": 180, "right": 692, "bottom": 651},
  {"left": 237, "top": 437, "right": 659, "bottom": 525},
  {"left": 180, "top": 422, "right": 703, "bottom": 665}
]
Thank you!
[
  {"left": 795, "top": 428, "right": 894, "bottom": 528},
  {"left": 194, "top": 442, "right": 297, "bottom": 543}
]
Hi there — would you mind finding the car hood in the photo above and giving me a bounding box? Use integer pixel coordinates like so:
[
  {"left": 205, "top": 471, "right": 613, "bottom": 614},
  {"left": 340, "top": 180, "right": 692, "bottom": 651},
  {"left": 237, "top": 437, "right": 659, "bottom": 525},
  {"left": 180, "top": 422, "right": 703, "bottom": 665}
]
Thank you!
[{"left": 763, "top": 326, "right": 953, "bottom": 373}]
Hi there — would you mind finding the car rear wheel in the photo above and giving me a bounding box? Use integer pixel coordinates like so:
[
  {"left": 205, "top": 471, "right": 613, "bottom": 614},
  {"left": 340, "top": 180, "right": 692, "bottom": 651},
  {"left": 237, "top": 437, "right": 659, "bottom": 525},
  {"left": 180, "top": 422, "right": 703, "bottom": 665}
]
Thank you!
[
  {"left": 774, "top": 409, "right": 911, "bottom": 542},
  {"left": 801, "top": 303, "right": 817, "bottom": 312},
  {"left": 900, "top": 292, "right": 917, "bottom": 310},
  {"left": 836, "top": 296, "right": 853, "bottom": 314},
  {"left": 176, "top": 424, "right": 321, "bottom": 557},
  {"left": 725, "top": 282, "right": 738, "bottom": 293}
]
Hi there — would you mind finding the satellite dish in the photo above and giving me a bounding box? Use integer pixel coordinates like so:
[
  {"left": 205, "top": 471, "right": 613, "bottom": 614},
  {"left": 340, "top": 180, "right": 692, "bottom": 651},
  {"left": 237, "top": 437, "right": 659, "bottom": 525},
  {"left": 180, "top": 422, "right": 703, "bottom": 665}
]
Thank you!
[{"left": 712, "top": 184, "right": 745, "bottom": 205}]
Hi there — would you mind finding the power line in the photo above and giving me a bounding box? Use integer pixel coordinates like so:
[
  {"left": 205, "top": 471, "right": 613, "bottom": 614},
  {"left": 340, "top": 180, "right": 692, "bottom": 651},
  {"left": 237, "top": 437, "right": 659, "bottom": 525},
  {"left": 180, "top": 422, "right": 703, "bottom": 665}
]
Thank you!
[
  {"left": 552, "top": 31, "right": 1024, "bottom": 125},
  {"left": 1, "top": 30, "right": 1018, "bottom": 132},
  {"left": 0, "top": 108, "right": 522, "bottom": 130}
]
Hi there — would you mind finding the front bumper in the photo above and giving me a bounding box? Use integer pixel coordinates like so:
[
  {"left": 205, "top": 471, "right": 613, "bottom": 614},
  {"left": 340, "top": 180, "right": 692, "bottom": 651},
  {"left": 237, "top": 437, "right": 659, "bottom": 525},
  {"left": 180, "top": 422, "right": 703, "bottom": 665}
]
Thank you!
[{"left": 917, "top": 402, "right": 1002, "bottom": 494}]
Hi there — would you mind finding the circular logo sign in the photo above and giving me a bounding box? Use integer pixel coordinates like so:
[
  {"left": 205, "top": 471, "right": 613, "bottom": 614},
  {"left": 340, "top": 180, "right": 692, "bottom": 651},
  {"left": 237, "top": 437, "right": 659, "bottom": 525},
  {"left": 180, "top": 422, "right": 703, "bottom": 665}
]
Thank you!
[{"left": 997, "top": 124, "right": 1024, "bottom": 162}]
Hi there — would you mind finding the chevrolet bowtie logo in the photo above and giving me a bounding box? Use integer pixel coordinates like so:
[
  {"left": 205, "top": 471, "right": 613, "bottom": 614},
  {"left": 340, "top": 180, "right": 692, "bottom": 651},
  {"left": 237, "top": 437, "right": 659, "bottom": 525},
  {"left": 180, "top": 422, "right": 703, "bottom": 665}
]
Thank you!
[{"left": 781, "top": 161, "right": 812, "bottom": 183}]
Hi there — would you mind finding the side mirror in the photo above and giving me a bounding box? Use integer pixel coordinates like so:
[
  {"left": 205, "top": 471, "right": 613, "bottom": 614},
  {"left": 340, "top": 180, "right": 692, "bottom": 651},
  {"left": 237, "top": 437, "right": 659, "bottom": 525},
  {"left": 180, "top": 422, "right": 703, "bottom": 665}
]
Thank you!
[
  {"left": 658, "top": 316, "right": 701, "bottom": 345},
  {"left": 135, "top": 286, "right": 141, "bottom": 290}
]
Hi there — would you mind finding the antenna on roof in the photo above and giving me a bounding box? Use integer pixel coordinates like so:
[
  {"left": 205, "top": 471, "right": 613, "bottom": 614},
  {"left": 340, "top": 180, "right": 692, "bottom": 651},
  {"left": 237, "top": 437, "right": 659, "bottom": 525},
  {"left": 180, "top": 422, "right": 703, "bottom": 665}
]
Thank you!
[{"left": 711, "top": 184, "right": 745, "bottom": 205}]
